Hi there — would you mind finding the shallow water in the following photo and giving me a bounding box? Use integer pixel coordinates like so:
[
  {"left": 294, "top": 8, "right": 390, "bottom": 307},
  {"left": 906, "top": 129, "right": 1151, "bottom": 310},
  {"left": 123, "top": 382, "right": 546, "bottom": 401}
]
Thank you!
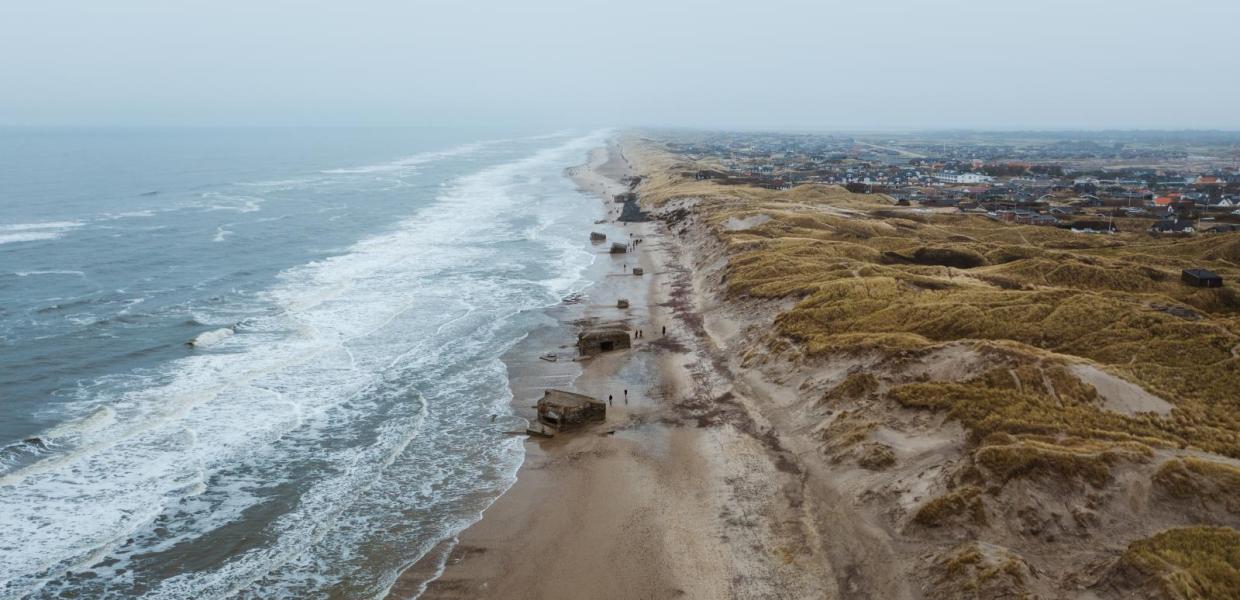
[{"left": 0, "top": 127, "right": 607, "bottom": 598}]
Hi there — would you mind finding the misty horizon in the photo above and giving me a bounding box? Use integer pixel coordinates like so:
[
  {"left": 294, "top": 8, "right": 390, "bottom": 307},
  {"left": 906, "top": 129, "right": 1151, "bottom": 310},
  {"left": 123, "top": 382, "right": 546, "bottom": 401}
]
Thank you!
[{"left": 3, "top": 0, "right": 1239, "bottom": 131}]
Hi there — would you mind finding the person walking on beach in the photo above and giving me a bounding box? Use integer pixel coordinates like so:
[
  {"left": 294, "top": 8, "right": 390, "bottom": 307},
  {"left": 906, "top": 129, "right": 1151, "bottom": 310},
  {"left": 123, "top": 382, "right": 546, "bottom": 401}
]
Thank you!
[
  {"left": 624, "top": 389, "right": 628, "bottom": 404},
  {"left": 662, "top": 325, "right": 666, "bottom": 335},
  {"left": 608, "top": 394, "right": 613, "bottom": 406}
]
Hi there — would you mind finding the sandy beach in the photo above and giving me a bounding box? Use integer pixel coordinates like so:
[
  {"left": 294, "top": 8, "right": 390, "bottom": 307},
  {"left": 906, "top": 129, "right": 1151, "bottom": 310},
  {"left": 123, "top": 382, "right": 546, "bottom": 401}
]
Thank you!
[{"left": 383, "top": 139, "right": 841, "bottom": 599}]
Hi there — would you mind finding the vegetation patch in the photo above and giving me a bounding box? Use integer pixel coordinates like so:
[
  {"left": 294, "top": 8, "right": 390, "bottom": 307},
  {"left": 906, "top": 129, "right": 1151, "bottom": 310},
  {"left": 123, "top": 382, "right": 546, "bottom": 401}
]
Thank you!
[
  {"left": 817, "top": 411, "right": 878, "bottom": 461},
  {"left": 820, "top": 372, "right": 880, "bottom": 406},
  {"left": 1153, "top": 458, "right": 1240, "bottom": 513},
  {"left": 973, "top": 438, "right": 1150, "bottom": 488},
  {"left": 1119, "top": 527, "right": 1240, "bottom": 600},
  {"left": 913, "top": 486, "right": 988, "bottom": 528},
  {"left": 929, "top": 542, "right": 1033, "bottom": 600},
  {"left": 857, "top": 442, "right": 897, "bottom": 470}
]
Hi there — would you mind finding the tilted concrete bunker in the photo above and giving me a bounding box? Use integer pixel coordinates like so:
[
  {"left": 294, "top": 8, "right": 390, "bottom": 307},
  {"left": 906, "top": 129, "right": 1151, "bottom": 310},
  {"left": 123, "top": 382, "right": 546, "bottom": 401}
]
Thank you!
[{"left": 537, "top": 389, "right": 606, "bottom": 430}]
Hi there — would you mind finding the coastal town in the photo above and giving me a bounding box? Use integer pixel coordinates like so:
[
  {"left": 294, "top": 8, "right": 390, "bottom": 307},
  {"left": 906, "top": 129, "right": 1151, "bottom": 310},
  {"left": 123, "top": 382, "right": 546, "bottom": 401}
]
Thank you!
[{"left": 663, "top": 130, "right": 1240, "bottom": 235}]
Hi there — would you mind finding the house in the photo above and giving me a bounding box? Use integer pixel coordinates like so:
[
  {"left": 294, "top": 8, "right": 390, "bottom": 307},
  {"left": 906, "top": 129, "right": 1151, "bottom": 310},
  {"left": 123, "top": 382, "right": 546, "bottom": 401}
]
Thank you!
[
  {"left": 1150, "top": 218, "right": 1195, "bottom": 234},
  {"left": 536, "top": 389, "right": 606, "bottom": 430},
  {"left": 1181, "top": 269, "right": 1223, "bottom": 288},
  {"left": 577, "top": 326, "right": 631, "bottom": 355}
]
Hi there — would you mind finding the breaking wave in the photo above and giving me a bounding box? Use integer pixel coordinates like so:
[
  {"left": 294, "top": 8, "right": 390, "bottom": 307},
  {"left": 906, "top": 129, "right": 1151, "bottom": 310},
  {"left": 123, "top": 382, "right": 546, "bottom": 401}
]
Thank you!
[{"left": 0, "top": 130, "right": 608, "bottom": 599}]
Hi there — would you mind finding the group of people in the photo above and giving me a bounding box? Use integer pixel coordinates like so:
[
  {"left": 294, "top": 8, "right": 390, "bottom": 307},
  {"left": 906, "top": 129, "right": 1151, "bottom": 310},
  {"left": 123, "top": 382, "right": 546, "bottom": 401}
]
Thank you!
[
  {"left": 606, "top": 232, "right": 666, "bottom": 410},
  {"left": 627, "top": 232, "right": 644, "bottom": 252}
]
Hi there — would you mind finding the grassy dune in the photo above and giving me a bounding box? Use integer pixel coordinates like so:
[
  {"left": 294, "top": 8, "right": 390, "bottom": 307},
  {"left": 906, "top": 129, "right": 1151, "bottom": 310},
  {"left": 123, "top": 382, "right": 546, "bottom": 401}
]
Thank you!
[
  {"left": 629, "top": 136, "right": 1240, "bottom": 595},
  {"left": 630, "top": 137, "right": 1240, "bottom": 460},
  {"left": 1120, "top": 527, "right": 1240, "bottom": 600}
]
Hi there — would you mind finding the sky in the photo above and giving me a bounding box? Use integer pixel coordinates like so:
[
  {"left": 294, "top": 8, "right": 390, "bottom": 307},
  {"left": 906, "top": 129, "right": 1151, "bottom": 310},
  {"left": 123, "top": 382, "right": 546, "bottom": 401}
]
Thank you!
[{"left": 1, "top": 0, "right": 1237, "bottom": 130}]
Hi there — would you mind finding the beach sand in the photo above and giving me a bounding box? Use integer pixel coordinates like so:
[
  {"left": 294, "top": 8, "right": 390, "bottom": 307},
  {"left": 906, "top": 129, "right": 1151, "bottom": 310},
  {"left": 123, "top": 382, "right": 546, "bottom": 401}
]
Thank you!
[{"left": 386, "top": 139, "right": 841, "bottom": 599}]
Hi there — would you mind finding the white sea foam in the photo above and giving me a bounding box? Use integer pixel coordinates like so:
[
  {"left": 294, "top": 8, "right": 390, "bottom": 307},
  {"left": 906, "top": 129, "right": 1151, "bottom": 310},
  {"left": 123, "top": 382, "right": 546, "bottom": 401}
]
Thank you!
[
  {"left": 188, "top": 327, "right": 235, "bottom": 348},
  {"left": 0, "top": 221, "right": 84, "bottom": 245},
  {"left": 0, "top": 221, "right": 85, "bottom": 232},
  {"left": 0, "top": 130, "right": 611, "bottom": 599},
  {"left": 321, "top": 140, "right": 496, "bottom": 175},
  {"left": 45, "top": 406, "right": 117, "bottom": 439},
  {"left": 199, "top": 192, "right": 264, "bottom": 213},
  {"left": 13, "top": 270, "right": 86, "bottom": 278},
  {"left": 99, "top": 209, "right": 159, "bottom": 220}
]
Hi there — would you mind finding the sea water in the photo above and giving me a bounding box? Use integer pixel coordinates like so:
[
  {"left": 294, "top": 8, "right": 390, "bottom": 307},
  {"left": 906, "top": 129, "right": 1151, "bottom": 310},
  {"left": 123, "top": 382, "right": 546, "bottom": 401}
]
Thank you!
[{"left": 0, "top": 127, "right": 607, "bottom": 598}]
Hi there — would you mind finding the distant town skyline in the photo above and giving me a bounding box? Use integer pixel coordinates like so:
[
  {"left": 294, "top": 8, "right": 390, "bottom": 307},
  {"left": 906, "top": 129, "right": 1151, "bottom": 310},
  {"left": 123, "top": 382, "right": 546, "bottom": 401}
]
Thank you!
[{"left": 2, "top": 0, "right": 1238, "bottom": 130}]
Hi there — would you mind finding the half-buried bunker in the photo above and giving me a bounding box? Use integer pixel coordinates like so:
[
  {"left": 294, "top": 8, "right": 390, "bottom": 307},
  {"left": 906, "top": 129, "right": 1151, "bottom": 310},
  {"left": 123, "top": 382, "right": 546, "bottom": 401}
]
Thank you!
[{"left": 577, "top": 326, "right": 631, "bottom": 356}]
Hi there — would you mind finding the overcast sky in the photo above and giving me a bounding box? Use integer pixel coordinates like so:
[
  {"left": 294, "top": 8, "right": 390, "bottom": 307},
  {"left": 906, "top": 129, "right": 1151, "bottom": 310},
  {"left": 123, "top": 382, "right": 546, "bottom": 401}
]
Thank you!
[{"left": 2, "top": 0, "right": 1236, "bottom": 130}]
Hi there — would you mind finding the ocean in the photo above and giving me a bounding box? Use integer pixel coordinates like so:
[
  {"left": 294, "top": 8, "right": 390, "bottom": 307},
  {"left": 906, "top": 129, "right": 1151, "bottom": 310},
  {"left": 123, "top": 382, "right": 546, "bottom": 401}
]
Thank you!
[{"left": 0, "top": 127, "right": 608, "bottom": 598}]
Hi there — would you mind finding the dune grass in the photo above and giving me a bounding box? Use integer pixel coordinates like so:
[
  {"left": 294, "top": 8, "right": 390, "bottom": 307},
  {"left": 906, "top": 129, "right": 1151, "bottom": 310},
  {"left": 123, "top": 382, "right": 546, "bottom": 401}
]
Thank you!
[
  {"left": 819, "top": 372, "right": 879, "bottom": 406},
  {"left": 913, "top": 486, "right": 988, "bottom": 528},
  {"left": 816, "top": 410, "right": 879, "bottom": 461},
  {"left": 1121, "top": 527, "right": 1240, "bottom": 600},
  {"left": 1153, "top": 458, "right": 1240, "bottom": 511},
  {"left": 931, "top": 542, "right": 1031, "bottom": 600}
]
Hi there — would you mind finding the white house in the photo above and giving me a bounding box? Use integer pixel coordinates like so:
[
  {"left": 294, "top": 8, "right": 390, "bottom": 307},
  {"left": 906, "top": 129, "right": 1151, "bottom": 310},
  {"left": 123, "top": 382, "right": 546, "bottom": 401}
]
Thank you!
[{"left": 934, "top": 171, "right": 993, "bottom": 185}]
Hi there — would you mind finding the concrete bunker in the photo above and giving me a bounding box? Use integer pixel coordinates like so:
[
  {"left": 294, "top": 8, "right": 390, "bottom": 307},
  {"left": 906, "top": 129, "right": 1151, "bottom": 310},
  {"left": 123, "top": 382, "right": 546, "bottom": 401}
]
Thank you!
[
  {"left": 537, "top": 389, "right": 606, "bottom": 430},
  {"left": 577, "top": 326, "right": 631, "bottom": 356}
]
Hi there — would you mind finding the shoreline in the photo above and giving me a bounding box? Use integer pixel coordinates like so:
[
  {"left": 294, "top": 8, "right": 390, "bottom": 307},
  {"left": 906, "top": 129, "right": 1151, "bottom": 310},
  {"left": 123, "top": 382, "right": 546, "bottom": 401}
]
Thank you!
[
  {"left": 387, "top": 139, "right": 678, "bottom": 598},
  {"left": 391, "top": 136, "right": 855, "bottom": 600},
  {"left": 397, "top": 139, "right": 758, "bottom": 599}
]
